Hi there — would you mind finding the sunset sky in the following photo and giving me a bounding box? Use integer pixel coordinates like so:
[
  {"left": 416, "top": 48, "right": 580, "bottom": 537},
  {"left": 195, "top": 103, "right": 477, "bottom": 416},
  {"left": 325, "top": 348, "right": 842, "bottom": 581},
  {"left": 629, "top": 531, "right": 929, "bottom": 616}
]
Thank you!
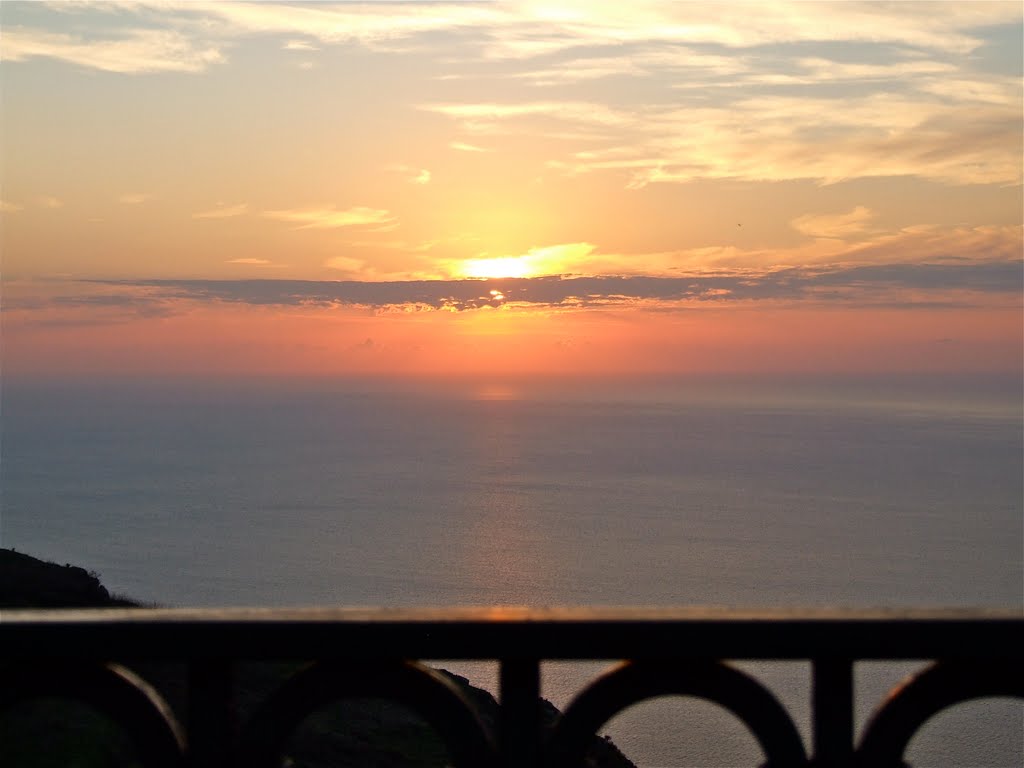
[{"left": 2, "top": 1, "right": 1021, "bottom": 378}]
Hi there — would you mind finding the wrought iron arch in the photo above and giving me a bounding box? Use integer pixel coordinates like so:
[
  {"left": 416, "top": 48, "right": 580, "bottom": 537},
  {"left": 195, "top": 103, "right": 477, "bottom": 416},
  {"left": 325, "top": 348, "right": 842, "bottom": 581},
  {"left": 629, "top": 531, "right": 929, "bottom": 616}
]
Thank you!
[
  {"left": 0, "top": 659, "right": 186, "bottom": 768},
  {"left": 238, "top": 659, "right": 498, "bottom": 768},
  {"left": 856, "top": 658, "right": 1024, "bottom": 768},
  {"left": 547, "top": 659, "right": 808, "bottom": 768}
]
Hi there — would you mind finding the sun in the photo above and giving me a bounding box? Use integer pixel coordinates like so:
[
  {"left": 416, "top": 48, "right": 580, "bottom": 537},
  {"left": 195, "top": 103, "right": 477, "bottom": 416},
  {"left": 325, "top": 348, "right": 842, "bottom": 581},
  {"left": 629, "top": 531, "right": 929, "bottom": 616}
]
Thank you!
[
  {"left": 459, "top": 256, "right": 536, "bottom": 279},
  {"left": 454, "top": 243, "right": 592, "bottom": 279}
]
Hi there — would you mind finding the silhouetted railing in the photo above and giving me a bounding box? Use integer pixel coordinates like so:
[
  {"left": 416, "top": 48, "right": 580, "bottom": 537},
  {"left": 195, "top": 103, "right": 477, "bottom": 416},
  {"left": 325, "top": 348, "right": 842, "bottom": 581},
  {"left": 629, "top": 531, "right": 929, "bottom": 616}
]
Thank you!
[{"left": 1, "top": 607, "right": 1021, "bottom": 767}]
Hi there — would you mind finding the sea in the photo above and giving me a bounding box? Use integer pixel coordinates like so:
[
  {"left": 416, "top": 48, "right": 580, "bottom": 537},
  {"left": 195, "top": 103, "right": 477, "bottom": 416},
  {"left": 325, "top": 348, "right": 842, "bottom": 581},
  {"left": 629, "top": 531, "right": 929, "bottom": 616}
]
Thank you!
[{"left": 2, "top": 372, "right": 1021, "bottom": 767}]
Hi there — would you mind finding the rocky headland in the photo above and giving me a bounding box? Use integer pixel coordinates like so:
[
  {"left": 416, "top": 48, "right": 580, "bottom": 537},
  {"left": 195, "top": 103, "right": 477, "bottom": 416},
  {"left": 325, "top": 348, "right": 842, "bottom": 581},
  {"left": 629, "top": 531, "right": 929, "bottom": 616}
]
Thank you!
[{"left": 0, "top": 548, "right": 635, "bottom": 768}]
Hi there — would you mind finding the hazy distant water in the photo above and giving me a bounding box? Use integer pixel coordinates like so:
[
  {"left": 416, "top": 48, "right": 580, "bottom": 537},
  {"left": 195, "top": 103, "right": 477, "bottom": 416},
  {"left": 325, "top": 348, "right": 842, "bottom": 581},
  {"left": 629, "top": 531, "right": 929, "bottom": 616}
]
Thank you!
[{"left": 2, "top": 373, "right": 1021, "bottom": 766}]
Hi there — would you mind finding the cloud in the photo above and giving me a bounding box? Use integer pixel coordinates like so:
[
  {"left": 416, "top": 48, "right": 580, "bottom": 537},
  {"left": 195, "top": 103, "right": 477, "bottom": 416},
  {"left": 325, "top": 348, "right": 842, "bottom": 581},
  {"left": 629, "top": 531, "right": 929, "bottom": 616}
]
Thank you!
[
  {"left": 450, "top": 141, "right": 491, "bottom": 153},
  {"left": 842, "top": 224, "right": 1024, "bottom": 266},
  {"left": 69, "top": 2, "right": 1018, "bottom": 63},
  {"left": 510, "top": 46, "right": 750, "bottom": 87},
  {"left": 182, "top": 1, "right": 500, "bottom": 46},
  {"left": 193, "top": 203, "right": 249, "bottom": 219},
  {"left": 7, "top": 3, "right": 1019, "bottom": 78},
  {"left": 226, "top": 258, "right": 272, "bottom": 265},
  {"left": 1, "top": 281, "right": 181, "bottom": 326},
  {"left": 7, "top": 4, "right": 1019, "bottom": 188},
  {"left": 437, "top": 88, "right": 1022, "bottom": 187},
  {"left": 390, "top": 165, "right": 431, "bottom": 185},
  {"left": 1, "top": 27, "right": 224, "bottom": 74},
  {"left": 35, "top": 195, "right": 64, "bottom": 209},
  {"left": 791, "top": 206, "right": 875, "bottom": 239},
  {"left": 1, "top": 200, "right": 24, "bottom": 213},
  {"left": 424, "top": 100, "right": 629, "bottom": 128},
  {"left": 3, "top": 0, "right": 1020, "bottom": 246},
  {"left": 83, "top": 258, "right": 1021, "bottom": 314},
  {"left": 470, "top": 2, "right": 1018, "bottom": 59},
  {"left": 262, "top": 206, "right": 395, "bottom": 230},
  {"left": 119, "top": 192, "right": 152, "bottom": 205},
  {"left": 283, "top": 40, "right": 319, "bottom": 51},
  {"left": 324, "top": 256, "right": 366, "bottom": 274}
]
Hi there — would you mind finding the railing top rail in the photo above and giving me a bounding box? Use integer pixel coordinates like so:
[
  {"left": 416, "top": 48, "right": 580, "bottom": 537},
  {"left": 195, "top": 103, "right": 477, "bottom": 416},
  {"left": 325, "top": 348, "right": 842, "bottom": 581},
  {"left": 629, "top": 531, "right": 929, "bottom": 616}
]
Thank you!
[{"left": 2, "top": 606, "right": 1021, "bottom": 660}]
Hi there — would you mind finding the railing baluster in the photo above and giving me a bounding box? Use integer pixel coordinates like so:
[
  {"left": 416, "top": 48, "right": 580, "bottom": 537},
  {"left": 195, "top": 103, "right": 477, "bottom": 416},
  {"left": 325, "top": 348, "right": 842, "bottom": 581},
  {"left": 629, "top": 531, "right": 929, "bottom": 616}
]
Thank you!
[
  {"left": 812, "top": 657, "right": 854, "bottom": 768},
  {"left": 187, "top": 658, "right": 234, "bottom": 768},
  {"left": 2, "top": 609, "right": 1019, "bottom": 768},
  {"left": 499, "top": 657, "right": 541, "bottom": 768}
]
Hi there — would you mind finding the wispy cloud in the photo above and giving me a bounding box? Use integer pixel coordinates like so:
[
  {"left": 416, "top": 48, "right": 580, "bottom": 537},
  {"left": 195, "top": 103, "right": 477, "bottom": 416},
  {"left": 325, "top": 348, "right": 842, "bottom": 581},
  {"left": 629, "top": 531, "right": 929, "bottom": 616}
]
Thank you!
[
  {"left": 0, "top": 27, "right": 224, "bottom": 74},
  {"left": 6, "top": 4, "right": 1019, "bottom": 188},
  {"left": 429, "top": 86, "right": 1022, "bottom": 187},
  {"left": 263, "top": 206, "right": 395, "bottom": 230},
  {"left": 35, "top": 195, "right": 64, "bottom": 209},
  {"left": 119, "top": 192, "right": 152, "bottom": 205},
  {"left": 425, "top": 100, "right": 629, "bottom": 128},
  {"left": 176, "top": 1, "right": 501, "bottom": 48},
  {"left": 226, "top": 258, "right": 272, "bottom": 265},
  {"left": 1, "top": 200, "right": 24, "bottom": 213},
  {"left": 791, "top": 206, "right": 875, "bottom": 239},
  {"left": 193, "top": 203, "right": 249, "bottom": 219},
  {"left": 283, "top": 39, "right": 319, "bottom": 52},
  {"left": 390, "top": 165, "right": 431, "bottom": 185},
  {"left": 510, "top": 47, "right": 750, "bottom": 87},
  {"left": 470, "top": 2, "right": 1018, "bottom": 59},
  {"left": 80, "top": 258, "right": 1021, "bottom": 314},
  {"left": 450, "top": 142, "right": 491, "bottom": 154},
  {"left": 431, "top": 225, "right": 1024, "bottom": 280},
  {"left": 7, "top": 3, "right": 1019, "bottom": 75},
  {"left": 324, "top": 256, "right": 366, "bottom": 274}
]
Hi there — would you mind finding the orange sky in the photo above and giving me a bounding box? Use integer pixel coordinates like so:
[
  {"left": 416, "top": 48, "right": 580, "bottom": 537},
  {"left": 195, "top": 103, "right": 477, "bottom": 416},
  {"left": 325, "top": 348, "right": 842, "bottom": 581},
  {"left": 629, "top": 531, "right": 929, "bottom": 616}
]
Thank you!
[
  {"left": 5, "top": 293, "right": 1019, "bottom": 378},
  {"left": 1, "top": 2, "right": 1021, "bottom": 379}
]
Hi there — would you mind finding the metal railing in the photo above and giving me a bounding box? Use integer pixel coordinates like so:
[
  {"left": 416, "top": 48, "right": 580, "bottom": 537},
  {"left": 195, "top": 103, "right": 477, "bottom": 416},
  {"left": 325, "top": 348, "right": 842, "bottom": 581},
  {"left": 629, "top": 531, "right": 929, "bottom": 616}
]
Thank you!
[{"left": 1, "top": 606, "right": 1021, "bottom": 767}]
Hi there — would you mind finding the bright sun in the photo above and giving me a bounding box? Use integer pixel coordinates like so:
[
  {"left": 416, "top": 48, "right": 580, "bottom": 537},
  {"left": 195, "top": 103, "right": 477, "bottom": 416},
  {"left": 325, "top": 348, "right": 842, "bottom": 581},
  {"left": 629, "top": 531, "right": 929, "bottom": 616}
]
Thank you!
[{"left": 459, "top": 256, "right": 535, "bottom": 279}]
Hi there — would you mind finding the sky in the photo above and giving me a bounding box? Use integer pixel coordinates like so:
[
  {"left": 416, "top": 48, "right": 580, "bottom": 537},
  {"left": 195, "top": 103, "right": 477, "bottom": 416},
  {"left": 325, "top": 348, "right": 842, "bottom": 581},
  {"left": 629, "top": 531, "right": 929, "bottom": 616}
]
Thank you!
[{"left": 2, "top": 1, "right": 1021, "bottom": 379}]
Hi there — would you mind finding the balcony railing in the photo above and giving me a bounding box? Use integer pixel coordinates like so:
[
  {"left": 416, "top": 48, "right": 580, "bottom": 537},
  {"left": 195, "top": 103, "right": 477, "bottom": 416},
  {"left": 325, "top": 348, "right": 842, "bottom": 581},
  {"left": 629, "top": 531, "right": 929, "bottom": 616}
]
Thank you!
[{"left": 1, "top": 606, "right": 1021, "bottom": 767}]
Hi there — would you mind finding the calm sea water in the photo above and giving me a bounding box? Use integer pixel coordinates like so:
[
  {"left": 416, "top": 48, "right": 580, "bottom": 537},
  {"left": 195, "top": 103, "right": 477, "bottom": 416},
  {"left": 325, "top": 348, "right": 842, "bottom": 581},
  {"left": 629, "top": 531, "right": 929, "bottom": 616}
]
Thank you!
[{"left": 2, "top": 373, "right": 1021, "bottom": 766}]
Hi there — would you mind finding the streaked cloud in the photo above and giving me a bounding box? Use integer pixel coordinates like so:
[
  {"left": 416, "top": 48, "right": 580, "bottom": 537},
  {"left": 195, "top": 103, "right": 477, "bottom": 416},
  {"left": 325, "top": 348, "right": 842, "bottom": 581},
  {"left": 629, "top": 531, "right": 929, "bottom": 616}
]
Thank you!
[
  {"left": 182, "top": 1, "right": 500, "bottom": 48},
  {"left": 390, "top": 165, "right": 431, "bottom": 185},
  {"left": 1, "top": 200, "right": 24, "bottom": 213},
  {"left": 53, "top": 2, "right": 1015, "bottom": 63},
  {"left": 424, "top": 101, "right": 629, "bottom": 128},
  {"left": 436, "top": 89, "right": 1021, "bottom": 186},
  {"left": 791, "top": 207, "right": 875, "bottom": 239},
  {"left": 324, "top": 256, "right": 366, "bottom": 274},
  {"left": 6, "top": 3, "right": 1019, "bottom": 190},
  {"left": 842, "top": 224, "right": 1024, "bottom": 267},
  {"left": 119, "top": 192, "right": 152, "bottom": 205},
  {"left": 35, "top": 195, "right": 64, "bottom": 209},
  {"left": 262, "top": 206, "right": 395, "bottom": 230},
  {"left": 193, "top": 203, "right": 249, "bottom": 219},
  {"left": 450, "top": 142, "right": 491, "bottom": 153},
  {"left": 511, "top": 47, "right": 750, "bottom": 87},
  {"left": 77, "top": 259, "right": 1020, "bottom": 314},
  {"left": 6, "top": 3, "right": 1018, "bottom": 78},
  {"left": 0, "top": 27, "right": 224, "bottom": 74},
  {"left": 471, "top": 2, "right": 1018, "bottom": 58},
  {"left": 282, "top": 40, "right": 319, "bottom": 52},
  {"left": 226, "top": 258, "right": 272, "bottom": 265}
]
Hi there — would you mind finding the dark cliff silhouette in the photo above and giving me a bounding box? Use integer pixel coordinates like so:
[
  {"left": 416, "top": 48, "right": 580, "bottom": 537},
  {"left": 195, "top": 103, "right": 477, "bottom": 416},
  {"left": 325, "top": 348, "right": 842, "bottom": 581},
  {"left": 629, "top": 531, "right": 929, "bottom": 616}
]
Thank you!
[{"left": 0, "top": 549, "right": 636, "bottom": 768}]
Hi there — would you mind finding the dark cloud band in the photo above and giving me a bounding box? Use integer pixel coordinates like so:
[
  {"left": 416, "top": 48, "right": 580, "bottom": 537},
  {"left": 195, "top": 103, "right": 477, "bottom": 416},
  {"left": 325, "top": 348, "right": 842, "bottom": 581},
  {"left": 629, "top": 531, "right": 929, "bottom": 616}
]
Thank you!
[{"left": 93, "top": 261, "right": 1021, "bottom": 311}]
